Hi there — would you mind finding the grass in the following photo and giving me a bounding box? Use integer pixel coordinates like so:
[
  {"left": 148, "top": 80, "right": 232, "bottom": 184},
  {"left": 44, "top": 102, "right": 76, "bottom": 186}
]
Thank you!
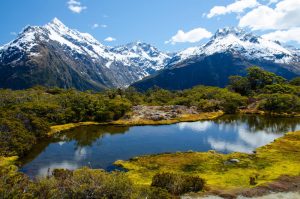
[{"left": 115, "top": 130, "right": 300, "bottom": 190}]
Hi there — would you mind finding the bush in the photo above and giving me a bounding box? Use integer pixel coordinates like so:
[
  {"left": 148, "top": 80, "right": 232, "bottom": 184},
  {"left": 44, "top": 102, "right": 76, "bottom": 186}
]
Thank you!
[
  {"left": 262, "top": 84, "right": 299, "bottom": 95},
  {"left": 151, "top": 172, "right": 205, "bottom": 195},
  {"left": 258, "top": 94, "right": 300, "bottom": 113},
  {"left": 289, "top": 77, "right": 300, "bottom": 86}
]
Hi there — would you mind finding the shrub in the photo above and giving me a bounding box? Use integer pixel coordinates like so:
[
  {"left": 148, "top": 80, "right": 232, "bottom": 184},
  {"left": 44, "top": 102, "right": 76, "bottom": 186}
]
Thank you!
[
  {"left": 151, "top": 172, "right": 205, "bottom": 195},
  {"left": 258, "top": 94, "right": 300, "bottom": 113},
  {"left": 289, "top": 77, "right": 300, "bottom": 86}
]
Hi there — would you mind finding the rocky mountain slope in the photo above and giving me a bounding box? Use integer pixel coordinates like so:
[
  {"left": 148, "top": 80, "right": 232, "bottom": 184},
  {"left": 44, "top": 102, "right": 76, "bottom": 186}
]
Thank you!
[
  {"left": 133, "top": 27, "right": 300, "bottom": 91},
  {"left": 1, "top": 21, "right": 299, "bottom": 91},
  {"left": 0, "top": 18, "right": 170, "bottom": 90}
]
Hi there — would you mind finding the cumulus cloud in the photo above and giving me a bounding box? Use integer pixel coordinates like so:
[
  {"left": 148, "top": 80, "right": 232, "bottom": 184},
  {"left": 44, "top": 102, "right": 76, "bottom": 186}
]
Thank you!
[
  {"left": 239, "top": 0, "right": 300, "bottom": 30},
  {"left": 67, "top": 0, "right": 87, "bottom": 14},
  {"left": 104, "top": 37, "right": 116, "bottom": 42},
  {"left": 262, "top": 28, "right": 300, "bottom": 44},
  {"left": 207, "top": 0, "right": 260, "bottom": 18},
  {"left": 165, "top": 28, "right": 212, "bottom": 45}
]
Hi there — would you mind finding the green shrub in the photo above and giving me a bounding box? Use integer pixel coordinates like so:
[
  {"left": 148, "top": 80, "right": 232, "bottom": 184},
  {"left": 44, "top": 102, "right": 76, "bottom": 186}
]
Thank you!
[
  {"left": 289, "top": 77, "right": 300, "bottom": 86},
  {"left": 258, "top": 94, "right": 300, "bottom": 113},
  {"left": 151, "top": 172, "right": 205, "bottom": 195}
]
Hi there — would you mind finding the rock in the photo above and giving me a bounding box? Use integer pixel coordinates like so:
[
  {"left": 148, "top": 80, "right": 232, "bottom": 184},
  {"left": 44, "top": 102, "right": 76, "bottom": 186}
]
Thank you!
[{"left": 229, "top": 159, "right": 240, "bottom": 163}]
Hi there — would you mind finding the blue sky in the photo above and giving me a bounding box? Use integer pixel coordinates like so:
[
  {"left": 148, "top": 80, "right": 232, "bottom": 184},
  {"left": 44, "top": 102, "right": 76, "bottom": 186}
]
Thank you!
[{"left": 1, "top": 0, "right": 300, "bottom": 52}]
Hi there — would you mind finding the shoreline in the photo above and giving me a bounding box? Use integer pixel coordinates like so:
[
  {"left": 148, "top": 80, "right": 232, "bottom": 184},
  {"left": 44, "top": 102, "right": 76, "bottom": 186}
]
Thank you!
[
  {"left": 49, "top": 111, "right": 224, "bottom": 136},
  {"left": 49, "top": 110, "right": 300, "bottom": 136},
  {"left": 115, "top": 129, "right": 300, "bottom": 196}
]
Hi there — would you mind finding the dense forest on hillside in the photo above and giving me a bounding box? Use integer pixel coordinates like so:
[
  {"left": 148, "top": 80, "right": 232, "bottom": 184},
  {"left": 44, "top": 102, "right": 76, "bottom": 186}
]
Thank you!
[{"left": 0, "top": 67, "right": 299, "bottom": 198}]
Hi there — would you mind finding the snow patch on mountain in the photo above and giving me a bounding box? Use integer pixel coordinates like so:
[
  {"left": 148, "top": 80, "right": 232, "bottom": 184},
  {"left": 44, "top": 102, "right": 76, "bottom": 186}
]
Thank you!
[
  {"left": 0, "top": 18, "right": 170, "bottom": 80},
  {"left": 171, "top": 27, "right": 300, "bottom": 66}
]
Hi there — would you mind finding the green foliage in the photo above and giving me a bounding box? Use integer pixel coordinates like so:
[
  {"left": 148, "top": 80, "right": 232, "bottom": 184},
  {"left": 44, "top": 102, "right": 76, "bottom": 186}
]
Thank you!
[
  {"left": 0, "top": 88, "right": 132, "bottom": 156},
  {"left": 262, "top": 84, "right": 299, "bottom": 96},
  {"left": 289, "top": 77, "right": 300, "bottom": 86},
  {"left": 0, "top": 165, "right": 174, "bottom": 199},
  {"left": 0, "top": 110, "right": 50, "bottom": 156},
  {"left": 228, "top": 75, "right": 251, "bottom": 96},
  {"left": 151, "top": 172, "right": 205, "bottom": 195},
  {"left": 228, "top": 66, "right": 288, "bottom": 95},
  {"left": 175, "top": 86, "right": 247, "bottom": 113},
  {"left": 144, "top": 87, "right": 175, "bottom": 105},
  {"left": 246, "top": 66, "right": 286, "bottom": 90},
  {"left": 0, "top": 159, "right": 32, "bottom": 199},
  {"left": 258, "top": 94, "right": 300, "bottom": 113}
]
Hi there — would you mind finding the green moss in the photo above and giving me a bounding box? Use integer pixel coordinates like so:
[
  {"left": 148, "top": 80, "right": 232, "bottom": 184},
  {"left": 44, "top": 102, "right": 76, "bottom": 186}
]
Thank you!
[{"left": 115, "top": 130, "right": 300, "bottom": 190}]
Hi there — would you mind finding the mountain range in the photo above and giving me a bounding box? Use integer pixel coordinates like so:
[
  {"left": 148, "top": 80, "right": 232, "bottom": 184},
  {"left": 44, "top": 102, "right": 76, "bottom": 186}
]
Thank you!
[{"left": 0, "top": 18, "right": 299, "bottom": 91}]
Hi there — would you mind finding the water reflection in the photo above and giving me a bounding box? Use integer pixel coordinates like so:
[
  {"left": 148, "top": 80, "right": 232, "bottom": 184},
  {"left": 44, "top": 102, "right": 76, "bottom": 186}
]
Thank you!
[
  {"left": 20, "top": 115, "right": 300, "bottom": 177},
  {"left": 178, "top": 121, "right": 212, "bottom": 132}
]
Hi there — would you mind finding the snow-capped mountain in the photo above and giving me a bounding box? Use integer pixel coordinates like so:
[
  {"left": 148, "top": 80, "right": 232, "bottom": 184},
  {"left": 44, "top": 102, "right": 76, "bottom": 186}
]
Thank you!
[
  {"left": 170, "top": 27, "right": 300, "bottom": 73},
  {"left": 133, "top": 27, "right": 300, "bottom": 91},
  {"left": 1, "top": 22, "right": 299, "bottom": 91},
  {"left": 111, "top": 42, "right": 171, "bottom": 74},
  {"left": 0, "top": 18, "right": 170, "bottom": 90}
]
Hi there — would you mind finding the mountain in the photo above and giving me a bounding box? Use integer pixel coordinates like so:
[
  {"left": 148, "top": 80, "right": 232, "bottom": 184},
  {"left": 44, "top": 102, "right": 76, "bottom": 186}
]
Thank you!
[
  {"left": 133, "top": 27, "right": 300, "bottom": 91},
  {"left": 0, "top": 18, "right": 170, "bottom": 90}
]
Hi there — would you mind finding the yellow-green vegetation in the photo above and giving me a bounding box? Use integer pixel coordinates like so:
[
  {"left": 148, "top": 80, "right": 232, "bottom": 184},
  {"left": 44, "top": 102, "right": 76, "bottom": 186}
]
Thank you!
[
  {"left": 115, "top": 130, "right": 300, "bottom": 190},
  {"left": 0, "top": 156, "right": 18, "bottom": 167},
  {"left": 48, "top": 111, "right": 224, "bottom": 136},
  {"left": 111, "top": 111, "right": 224, "bottom": 126},
  {"left": 49, "top": 121, "right": 101, "bottom": 136}
]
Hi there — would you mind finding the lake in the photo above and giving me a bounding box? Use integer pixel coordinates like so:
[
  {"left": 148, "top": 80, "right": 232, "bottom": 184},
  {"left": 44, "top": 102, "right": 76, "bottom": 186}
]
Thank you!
[{"left": 20, "top": 115, "right": 300, "bottom": 177}]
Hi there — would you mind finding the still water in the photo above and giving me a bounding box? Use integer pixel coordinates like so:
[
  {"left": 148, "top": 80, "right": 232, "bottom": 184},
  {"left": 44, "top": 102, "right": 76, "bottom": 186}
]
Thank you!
[{"left": 20, "top": 115, "right": 300, "bottom": 177}]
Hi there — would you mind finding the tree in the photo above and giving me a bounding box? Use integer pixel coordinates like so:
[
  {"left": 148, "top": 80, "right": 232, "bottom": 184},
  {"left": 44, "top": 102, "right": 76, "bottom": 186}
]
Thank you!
[
  {"left": 228, "top": 75, "right": 251, "bottom": 96},
  {"left": 289, "top": 77, "right": 300, "bottom": 86},
  {"left": 246, "top": 66, "right": 286, "bottom": 90}
]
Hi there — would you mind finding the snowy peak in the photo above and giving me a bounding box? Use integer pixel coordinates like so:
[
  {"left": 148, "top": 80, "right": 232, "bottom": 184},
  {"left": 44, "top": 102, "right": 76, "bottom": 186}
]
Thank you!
[
  {"left": 213, "top": 27, "right": 247, "bottom": 39},
  {"left": 48, "top": 17, "right": 66, "bottom": 29},
  {"left": 111, "top": 42, "right": 171, "bottom": 73},
  {"left": 0, "top": 18, "right": 171, "bottom": 85},
  {"left": 112, "top": 41, "right": 163, "bottom": 57},
  {"left": 171, "top": 27, "right": 300, "bottom": 67}
]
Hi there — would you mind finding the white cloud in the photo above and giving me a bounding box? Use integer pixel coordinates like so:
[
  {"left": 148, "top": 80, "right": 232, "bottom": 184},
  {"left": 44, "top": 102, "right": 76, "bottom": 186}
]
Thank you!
[
  {"left": 67, "top": 0, "right": 87, "bottom": 14},
  {"left": 207, "top": 0, "right": 260, "bottom": 18},
  {"left": 10, "top": 32, "right": 17, "bottom": 36},
  {"left": 267, "top": 0, "right": 280, "bottom": 5},
  {"left": 178, "top": 121, "right": 212, "bottom": 132},
  {"left": 104, "top": 37, "right": 116, "bottom": 42},
  {"left": 92, "top": 23, "right": 99, "bottom": 29},
  {"left": 92, "top": 24, "right": 107, "bottom": 29},
  {"left": 239, "top": 0, "right": 300, "bottom": 30},
  {"left": 165, "top": 27, "right": 212, "bottom": 45},
  {"left": 262, "top": 28, "right": 300, "bottom": 44}
]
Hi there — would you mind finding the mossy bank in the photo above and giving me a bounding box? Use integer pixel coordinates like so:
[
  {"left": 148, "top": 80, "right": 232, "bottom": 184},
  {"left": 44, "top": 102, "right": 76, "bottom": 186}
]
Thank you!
[{"left": 115, "top": 130, "right": 300, "bottom": 191}]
